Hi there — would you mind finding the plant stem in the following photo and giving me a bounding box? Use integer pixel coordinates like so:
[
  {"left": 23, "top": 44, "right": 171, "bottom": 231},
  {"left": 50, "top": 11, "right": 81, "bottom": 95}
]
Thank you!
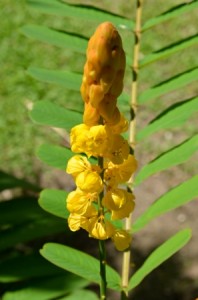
[
  {"left": 129, "top": 0, "right": 143, "bottom": 147},
  {"left": 98, "top": 155, "right": 107, "bottom": 299},
  {"left": 121, "top": 0, "right": 143, "bottom": 298},
  {"left": 99, "top": 239, "right": 107, "bottom": 299}
]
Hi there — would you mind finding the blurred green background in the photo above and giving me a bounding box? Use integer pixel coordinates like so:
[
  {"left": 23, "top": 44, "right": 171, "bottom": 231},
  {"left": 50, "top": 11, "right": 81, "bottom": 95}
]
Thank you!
[{"left": 0, "top": 1, "right": 198, "bottom": 299}]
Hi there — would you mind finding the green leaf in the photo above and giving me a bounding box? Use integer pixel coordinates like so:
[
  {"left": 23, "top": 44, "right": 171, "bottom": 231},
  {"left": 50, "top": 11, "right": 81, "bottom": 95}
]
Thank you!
[
  {"left": 21, "top": 24, "right": 87, "bottom": 53},
  {"left": 27, "top": 67, "right": 82, "bottom": 91},
  {"left": 37, "top": 144, "right": 73, "bottom": 170},
  {"left": 27, "top": 0, "right": 132, "bottom": 30},
  {"left": 135, "top": 135, "right": 198, "bottom": 186},
  {"left": 128, "top": 229, "right": 191, "bottom": 290},
  {"left": 39, "top": 189, "right": 69, "bottom": 219},
  {"left": 30, "top": 100, "right": 82, "bottom": 131},
  {"left": 138, "top": 67, "right": 198, "bottom": 103},
  {"left": 0, "top": 196, "right": 45, "bottom": 226},
  {"left": 40, "top": 243, "right": 121, "bottom": 291},
  {"left": 140, "top": 34, "right": 198, "bottom": 68},
  {"left": 0, "top": 253, "right": 64, "bottom": 283},
  {"left": 142, "top": 1, "right": 198, "bottom": 31},
  {"left": 133, "top": 175, "right": 198, "bottom": 232},
  {"left": 2, "top": 274, "right": 88, "bottom": 300},
  {"left": 0, "top": 216, "right": 66, "bottom": 251},
  {"left": 61, "top": 290, "right": 99, "bottom": 300},
  {"left": 0, "top": 171, "right": 40, "bottom": 192},
  {"left": 137, "top": 97, "right": 198, "bottom": 141}
]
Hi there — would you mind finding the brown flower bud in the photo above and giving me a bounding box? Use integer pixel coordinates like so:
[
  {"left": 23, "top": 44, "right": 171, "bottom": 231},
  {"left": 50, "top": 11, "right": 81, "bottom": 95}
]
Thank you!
[{"left": 81, "top": 22, "right": 125, "bottom": 125}]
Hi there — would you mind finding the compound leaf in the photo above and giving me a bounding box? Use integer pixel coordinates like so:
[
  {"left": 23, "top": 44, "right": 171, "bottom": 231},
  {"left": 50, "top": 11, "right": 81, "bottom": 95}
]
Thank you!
[
  {"left": 128, "top": 229, "right": 191, "bottom": 290},
  {"left": 40, "top": 243, "right": 121, "bottom": 291},
  {"left": 135, "top": 135, "right": 198, "bottom": 186},
  {"left": 133, "top": 175, "right": 198, "bottom": 232}
]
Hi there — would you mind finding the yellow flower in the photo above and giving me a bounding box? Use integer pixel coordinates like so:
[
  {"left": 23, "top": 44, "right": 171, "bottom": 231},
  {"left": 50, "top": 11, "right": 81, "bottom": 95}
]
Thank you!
[
  {"left": 66, "top": 155, "right": 91, "bottom": 178},
  {"left": 70, "top": 124, "right": 90, "bottom": 153},
  {"left": 88, "top": 215, "right": 115, "bottom": 240},
  {"left": 68, "top": 206, "right": 97, "bottom": 232},
  {"left": 66, "top": 189, "right": 98, "bottom": 215},
  {"left": 76, "top": 170, "right": 103, "bottom": 193},
  {"left": 111, "top": 192, "right": 135, "bottom": 220},
  {"left": 71, "top": 124, "right": 113, "bottom": 158},
  {"left": 108, "top": 135, "right": 130, "bottom": 164},
  {"left": 102, "top": 188, "right": 127, "bottom": 211},
  {"left": 104, "top": 154, "right": 138, "bottom": 187},
  {"left": 68, "top": 213, "right": 82, "bottom": 231},
  {"left": 86, "top": 125, "right": 112, "bottom": 157},
  {"left": 66, "top": 155, "right": 101, "bottom": 178},
  {"left": 112, "top": 229, "right": 131, "bottom": 251}
]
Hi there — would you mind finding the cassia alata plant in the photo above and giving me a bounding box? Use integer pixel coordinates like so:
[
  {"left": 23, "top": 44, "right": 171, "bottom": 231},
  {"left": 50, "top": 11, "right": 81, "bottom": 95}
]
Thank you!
[{"left": 23, "top": 1, "right": 197, "bottom": 299}]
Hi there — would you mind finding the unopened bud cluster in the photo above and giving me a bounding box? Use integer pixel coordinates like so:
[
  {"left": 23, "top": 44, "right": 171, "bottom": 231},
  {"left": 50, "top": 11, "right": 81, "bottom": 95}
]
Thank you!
[{"left": 66, "top": 22, "right": 137, "bottom": 251}]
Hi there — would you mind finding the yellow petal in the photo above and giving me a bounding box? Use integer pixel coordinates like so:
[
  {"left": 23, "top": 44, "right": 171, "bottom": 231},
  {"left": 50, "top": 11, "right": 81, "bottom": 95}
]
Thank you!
[
  {"left": 108, "top": 135, "right": 130, "bottom": 164},
  {"left": 68, "top": 213, "right": 82, "bottom": 231},
  {"left": 87, "top": 125, "right": 112, "bottom": 157},
  {"left": 102, "top": 188, "right": 127, "bottom": 211},
  {"left": 118, "top": 155, "right": 138, "bottom": 180},
  {"left": 66, "top": 189, "right": 98, "bottom": 215},
  {"left": 104, "top": 155, "right": 138, "bottom": 187},
  {"left": 76, "top": 170, "right": 103, "bottom": 193},
  {"left": 68, "top": 206, "right": 98, "bottom": 232},
  {"left": 111, "top": 192, "right": 135, "bottom": 220},
  {"left": 66, "top": 155, "right": 91, "bottom": 178},
  {"left": 70, "top": 124, "right": 90, "bottom": 153},
  {"left": 112, "top": 229, "right": 131, "bottom": 251},
  {"left": 88, "top": 215, "right": 115, "bottom": 240},
  {"left": 81, "top": 206, "right": 98, "bottom": 231}
]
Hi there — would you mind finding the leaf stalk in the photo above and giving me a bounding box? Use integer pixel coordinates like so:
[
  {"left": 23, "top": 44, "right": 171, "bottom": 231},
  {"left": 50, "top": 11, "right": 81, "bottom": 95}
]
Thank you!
[{"left": 121, "top": 0, "right": 143, "bottom": 298}]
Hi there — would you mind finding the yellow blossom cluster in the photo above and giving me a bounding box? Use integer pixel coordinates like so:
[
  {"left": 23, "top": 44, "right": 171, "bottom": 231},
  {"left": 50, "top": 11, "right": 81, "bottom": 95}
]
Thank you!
[{"left": 66, "top": 22, "right": 137, "bottom": 251}]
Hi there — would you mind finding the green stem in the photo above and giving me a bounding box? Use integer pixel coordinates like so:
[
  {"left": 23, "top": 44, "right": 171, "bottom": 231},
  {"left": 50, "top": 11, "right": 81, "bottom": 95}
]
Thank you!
[
  {"left": 98, "top": 155, "right": 107, "bottom": 299},
  {"left": 121, "top": 0, "right": 143, "bottom": 298},
  {"left": 99, "top": 239, "right": 107, "bottom": 300}
]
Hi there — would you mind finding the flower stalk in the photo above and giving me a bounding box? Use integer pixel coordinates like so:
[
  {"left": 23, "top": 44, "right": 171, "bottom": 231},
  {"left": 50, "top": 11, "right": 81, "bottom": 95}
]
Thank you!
[
  {"left": 99, "top": 239, "right": 107, "bottom": 299},
  {"left": 98, "top": 155, "right": 107, "bottom": 299}
]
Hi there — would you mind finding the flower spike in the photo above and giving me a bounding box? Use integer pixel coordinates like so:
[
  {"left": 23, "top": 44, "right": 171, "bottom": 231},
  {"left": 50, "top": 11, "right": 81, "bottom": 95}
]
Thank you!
[{"left": 66, "top": 22, "right": 137, "bottom": 251}]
